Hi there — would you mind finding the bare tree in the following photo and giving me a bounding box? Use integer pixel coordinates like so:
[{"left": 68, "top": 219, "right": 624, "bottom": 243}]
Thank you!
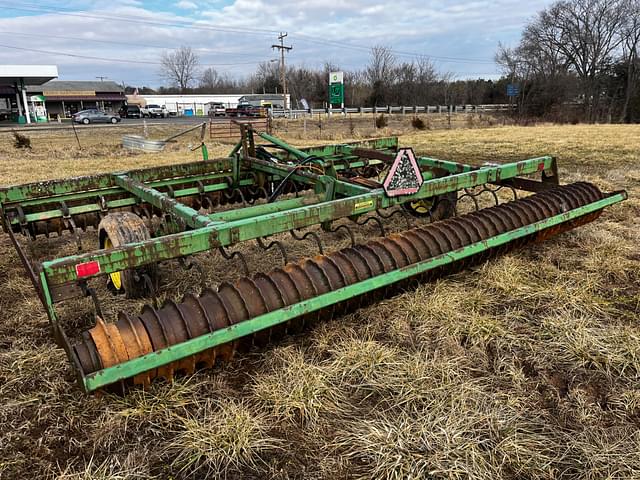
[
  {"left": 199, "top": 67, "right": 219, "bottom": 90},
  {"left": 160, "top": 46, "right": 200, "bottom": 92},
  {"left": 366, "top": 46, "right": 397, "bottom": 105},
  {"left": 619, "top": 0, "right": 640, "bottom": 121},
  {"left": 248, "top": 61, "right": 280, "bottom": 94},
  {"left": 540, "top": 0, "right": 625, "bottom": 120}
]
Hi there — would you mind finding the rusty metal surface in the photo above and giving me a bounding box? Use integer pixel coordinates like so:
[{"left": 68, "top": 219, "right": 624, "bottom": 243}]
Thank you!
[
  {"left": 348, "top": 176, "right": 383, "bottom": 189},
  {"left": 72, "top": 182, "right": 604, "bottom": 388},
  {"left": 350, "top": 147, "right": 396, "bottom": 163}
]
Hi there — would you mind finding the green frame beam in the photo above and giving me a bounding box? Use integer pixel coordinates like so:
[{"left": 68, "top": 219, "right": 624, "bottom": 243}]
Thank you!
[
  {"left": 114, "top": 174, "right": 215, "bottom": 229},
  {"left": 40, "top": 155, "right": 558, "bottom": 287}
]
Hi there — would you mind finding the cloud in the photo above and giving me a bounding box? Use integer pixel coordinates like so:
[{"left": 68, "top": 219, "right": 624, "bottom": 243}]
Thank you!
[
  {"left": 175, "top": 0, "right": 198, "bottom": 9},
  {"left": 0, "top": 0, "right": 555, "bottom": 86}
]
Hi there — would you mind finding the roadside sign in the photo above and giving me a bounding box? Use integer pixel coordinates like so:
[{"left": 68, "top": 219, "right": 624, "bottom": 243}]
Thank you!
[
  {"left": 507, "top": 83, "right": 520, "bottom": 97},
  {"left": 383, "top": 148, "right": 423, "bottom": 197},
  {"left": 329, "top": 83, "right": 344, "bottom": 105},
  {"left": 329, "top": 71, "right": 344, "bottom": 84}
]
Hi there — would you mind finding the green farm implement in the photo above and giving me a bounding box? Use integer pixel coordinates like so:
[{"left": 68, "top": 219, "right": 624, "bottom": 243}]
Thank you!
[{"left": 0, "top": 126, "right": 627, "bottom": 393}]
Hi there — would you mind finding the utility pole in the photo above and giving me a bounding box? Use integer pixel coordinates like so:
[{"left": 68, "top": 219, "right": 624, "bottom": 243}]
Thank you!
[
  {"left": 272, "top": 32, "right": 292, "bottom": 110},
  {"left": 96, "top": 76, "right": 108, "bottom": 82}
]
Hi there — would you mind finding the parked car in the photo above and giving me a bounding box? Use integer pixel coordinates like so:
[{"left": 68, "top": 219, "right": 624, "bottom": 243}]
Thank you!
[
  {"left": 119, "top": 105, "right": 143, "bottom": 118},
  {"left": 72, "top": 109, "right": 121, "bottom": 124},
  {"left": 141, "top": 104, "right": 169, "bottom": 118},
  {"left": 207, "top": 102, "right": 226, "bottom": 117}
]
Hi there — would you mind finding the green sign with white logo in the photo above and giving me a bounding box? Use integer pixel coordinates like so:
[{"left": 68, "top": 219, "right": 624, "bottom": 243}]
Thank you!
[
  {"left": 329, "top": 71, "right": 344, "bottom": 106},
  {"left": 329, "top": 83, "right": 344, "bottom": 105}
]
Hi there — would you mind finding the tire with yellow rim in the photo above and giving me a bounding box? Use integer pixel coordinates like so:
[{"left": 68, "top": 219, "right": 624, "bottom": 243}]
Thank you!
[
  {"left": 98, "top": 212, "right": 159, "bottom": 298},
  {"left": 402, "top": 191, "right": 457, "bottom": 220}
]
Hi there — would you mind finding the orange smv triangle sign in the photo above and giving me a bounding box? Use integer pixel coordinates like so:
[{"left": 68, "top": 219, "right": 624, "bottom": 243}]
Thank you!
[{"left": 383, "top": 147, "right": 423, "bottom": 197}]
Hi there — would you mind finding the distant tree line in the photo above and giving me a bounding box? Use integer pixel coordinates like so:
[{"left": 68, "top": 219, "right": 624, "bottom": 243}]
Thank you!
[
  {"left": 134, "top": 0, "right": 638, "bottom": 123},
  {"left": 133, "top": 45, "right": 510, "bottom": 109}
]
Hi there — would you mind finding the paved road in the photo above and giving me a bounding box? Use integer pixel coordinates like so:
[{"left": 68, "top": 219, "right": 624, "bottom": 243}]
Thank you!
[{"left": 0, "top": 116, "right": 208, "bottom": 133}]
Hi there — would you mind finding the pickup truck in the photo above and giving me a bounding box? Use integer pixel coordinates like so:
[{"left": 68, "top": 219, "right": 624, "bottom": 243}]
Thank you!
[
  {"left": 225, "top": 103, "right": 266, "bottom": 117},
  {"left": 141, "top": 104, "right": 169, "bottom": 118},
  {"left": 207, "top": 102, "right": 226, "bottom": 117}
]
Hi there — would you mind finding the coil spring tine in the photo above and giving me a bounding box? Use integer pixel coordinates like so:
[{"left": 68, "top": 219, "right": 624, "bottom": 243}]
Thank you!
[
  {"left": 354, "top": 215, "right": 385, "bottom": 237},
  {"left": 80, "top": 282, "right": 104, "bottom": 320},
  {"left": 218, "top": 246, "right": 249, "bottom": 276},
  {"left": 178, "top": 257, "right": 208, "bottom": 292},
  {"left": 326, "top": 223, "right": 356, "bottom": 247},
  {"left": 234, "top": 188, "right": 248, "bottom": 206},
  {"left": 290, "top": 229, "right": 324, "bottom": 255},
  {"left": 458, "top": 188, "right": 481, "bottom": 211},
  {"left": 376, "top": 207, "right": 414, "bottom": 230},
  {"left": 246, "top": 171, "right": 258, "bottom": 185},
  {"left": 140, "top": 273, "right": 158, "bottom": 310},
  {"left": 290, "top": 180, "right": 299, "bottom": 197},
  {"left": 60, "top": 201, "right": 83, "bottom": 251},
  {"left": 401, "top": 208, "right": 414, "bottom": 229},
  {"left": 222, "top": 177, "right": 236, "bottom": 203},
  {"left": 256, "top": 237, "right": 289, "bottom": 265},
  {"left": 257, "top": 187, "right": 270, "bottom": 201},
  {"left": 488, "top": 187, "right": 500, "bottom": 206}
]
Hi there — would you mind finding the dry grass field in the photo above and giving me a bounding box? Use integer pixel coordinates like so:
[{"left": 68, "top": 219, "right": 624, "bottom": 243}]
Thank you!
[{"left": 0, "top": 121, "right": 638, "bottom": 479}]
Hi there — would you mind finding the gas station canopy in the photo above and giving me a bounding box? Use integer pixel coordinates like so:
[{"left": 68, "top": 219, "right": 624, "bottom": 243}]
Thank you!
[
  {"left": 0, "top": 65, "right": 58, "bottom": 124},
  {"left": 0, "top": 65, "right": 59, "bottom": 85}
]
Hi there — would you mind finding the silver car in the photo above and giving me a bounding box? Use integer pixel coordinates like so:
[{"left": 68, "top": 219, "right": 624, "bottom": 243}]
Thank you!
[{"left": 73, "top": 109, "right": 121, "bottom": 124}]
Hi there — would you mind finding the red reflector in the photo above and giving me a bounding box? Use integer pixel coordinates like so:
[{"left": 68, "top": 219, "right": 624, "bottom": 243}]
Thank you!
[
  {"left": 538, "top": 162, "right": 545, "bottom": 171},
  {"left": 75, "top": 261, "right": 101, "bottom": 278}
]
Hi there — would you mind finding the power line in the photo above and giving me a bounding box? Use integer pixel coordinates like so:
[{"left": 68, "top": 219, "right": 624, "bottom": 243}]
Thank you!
[
  {"left": 291, "top": 35, "right": 496, "bottom": 65},
  {"left": 0, "top": 43, "right": 269, "bottom": 67},
  {"left": 0, "top": 30, "right": 264, "bottom": 57},
  {"left": 0, "top": 2, "right": 497, "bottom": 66}
]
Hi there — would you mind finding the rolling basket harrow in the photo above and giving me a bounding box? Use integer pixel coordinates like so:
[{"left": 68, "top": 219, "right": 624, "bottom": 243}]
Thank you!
[{"left": 0, "top": 125, "right": 627, "bottom": 393}]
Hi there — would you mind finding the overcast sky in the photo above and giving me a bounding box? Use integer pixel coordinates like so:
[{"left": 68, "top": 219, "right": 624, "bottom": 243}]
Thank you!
[{"left": 0, "top": 0, "right": 553, "bottom": 87}]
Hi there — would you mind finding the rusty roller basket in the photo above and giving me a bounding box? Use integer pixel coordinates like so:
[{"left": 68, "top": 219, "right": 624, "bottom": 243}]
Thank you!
[{"left": 0, "top": 125, "right": 627, "bottom": 393}]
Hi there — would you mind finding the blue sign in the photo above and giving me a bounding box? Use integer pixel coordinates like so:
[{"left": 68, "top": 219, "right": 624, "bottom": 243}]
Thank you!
[{"left": 507, "top": 83, "right": 520, "bottom": 97}]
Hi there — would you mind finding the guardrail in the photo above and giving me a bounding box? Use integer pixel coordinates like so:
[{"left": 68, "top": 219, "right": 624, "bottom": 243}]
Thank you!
[{"left": 271, "top": 104, "right": 513, "bottom": 118}]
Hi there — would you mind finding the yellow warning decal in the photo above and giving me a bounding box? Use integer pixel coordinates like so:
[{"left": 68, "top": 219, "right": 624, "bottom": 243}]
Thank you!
[{"left": 354, "top": 200, "right": 374, "bottom": 213}]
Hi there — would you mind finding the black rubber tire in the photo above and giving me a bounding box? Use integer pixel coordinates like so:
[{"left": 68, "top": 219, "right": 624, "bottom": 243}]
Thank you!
[
  {"left": 402, "top": 191, "right": 457, "bottom": 220},
  {"left": 98, "top": 212, "right": 159, "bottom": 298}
]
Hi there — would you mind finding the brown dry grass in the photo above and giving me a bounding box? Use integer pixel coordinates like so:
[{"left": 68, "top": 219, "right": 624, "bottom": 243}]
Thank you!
[{"left": 0, "top": 122, "right": 638, "bottom": 479}]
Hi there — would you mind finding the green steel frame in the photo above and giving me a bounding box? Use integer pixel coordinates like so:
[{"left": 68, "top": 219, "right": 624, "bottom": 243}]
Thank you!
[{"left": 0, "top": 129, "right": 625, "bottom": 392}]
